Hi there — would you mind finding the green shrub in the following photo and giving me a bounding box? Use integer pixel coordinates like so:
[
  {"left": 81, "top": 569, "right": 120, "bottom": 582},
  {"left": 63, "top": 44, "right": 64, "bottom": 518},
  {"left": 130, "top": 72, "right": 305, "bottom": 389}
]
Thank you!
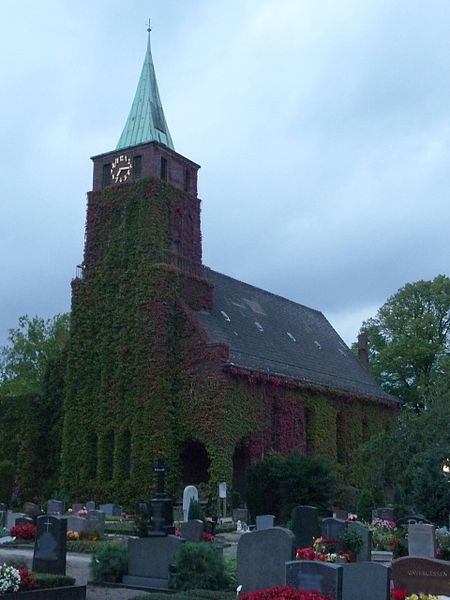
[
  {"left": 246, "top": 451, "right": 336, "bottom": 521},
  {"left": 340, "top": 529, "right": 363, "bottom": 556},
  {"left": 0, "top": 460, "right": 15, "bottom": 505},
  {"left": 188, "top": 498, "right": 203, "bottom": 521},
  {"left": 67, "top": 539, "right": 109, "bottom": 553},
  {"left": 90, "top": 542, "right": 128, "bottom": 582},
  {"left": 34, "top": 573, "right": 75, "bottom": 588},
  {"left": 174, "top": 542, "right": 229, "bottom": 591}
]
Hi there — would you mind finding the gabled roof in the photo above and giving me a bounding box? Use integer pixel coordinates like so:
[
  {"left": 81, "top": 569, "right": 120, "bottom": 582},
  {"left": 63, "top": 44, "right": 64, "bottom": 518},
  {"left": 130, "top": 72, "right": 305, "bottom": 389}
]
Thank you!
[
  {"left": 196, "top": 268, "right": 397, "bottom": 405},
  {"left": 116, "top": 30, "right": 174, "bottom": 151}
]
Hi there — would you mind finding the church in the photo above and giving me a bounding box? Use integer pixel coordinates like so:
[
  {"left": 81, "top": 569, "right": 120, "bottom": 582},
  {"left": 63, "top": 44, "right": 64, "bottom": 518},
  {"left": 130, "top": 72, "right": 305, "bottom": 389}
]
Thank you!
[{"left": 60, "top": 30, "right": 399, "bottom": 504}]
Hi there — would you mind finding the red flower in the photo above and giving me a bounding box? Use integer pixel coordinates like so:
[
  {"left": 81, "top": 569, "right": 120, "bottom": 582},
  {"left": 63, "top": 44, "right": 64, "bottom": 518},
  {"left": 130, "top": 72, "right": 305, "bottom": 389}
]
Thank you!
[
  {"left": 239, "top": 587, "right": 333, "bottom": 600},
  {"left": 391, "top": 590, "right": 406, "bottom": 600},
  {"left": 19, "top": 568, "right": 38, "bottom": 590},
  {"left": 10, "top": 524, "right": 37, "bottom": 540}
]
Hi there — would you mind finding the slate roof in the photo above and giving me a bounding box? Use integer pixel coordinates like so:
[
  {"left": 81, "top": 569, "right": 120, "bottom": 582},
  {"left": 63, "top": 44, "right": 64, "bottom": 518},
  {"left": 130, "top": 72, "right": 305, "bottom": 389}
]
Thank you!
[{"left": 196, "top": 268, "right": 397, "bottom": 405}]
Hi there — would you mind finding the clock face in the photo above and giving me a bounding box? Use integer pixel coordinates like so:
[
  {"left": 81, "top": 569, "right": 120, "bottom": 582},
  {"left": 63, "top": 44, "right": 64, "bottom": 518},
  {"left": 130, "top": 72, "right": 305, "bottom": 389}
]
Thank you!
[{"left": 111, "top": 154, "right": 132, "bottom": 184}]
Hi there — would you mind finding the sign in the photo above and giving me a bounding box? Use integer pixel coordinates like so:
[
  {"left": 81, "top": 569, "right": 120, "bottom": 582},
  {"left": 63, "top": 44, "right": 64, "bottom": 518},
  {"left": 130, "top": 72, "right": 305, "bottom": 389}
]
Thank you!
[{"left": 219, "top": 482, "right": 227, "bottom": 498}]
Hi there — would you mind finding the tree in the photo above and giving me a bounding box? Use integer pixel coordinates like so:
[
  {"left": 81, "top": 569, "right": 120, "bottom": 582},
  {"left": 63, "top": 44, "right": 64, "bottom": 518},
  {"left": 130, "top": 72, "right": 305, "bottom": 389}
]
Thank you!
[
  {"left": 0, "top": 314, "right": 70, "bottom": 396},
  {"left": 358, "top": 275, "right": 450, "bottom": 410}
]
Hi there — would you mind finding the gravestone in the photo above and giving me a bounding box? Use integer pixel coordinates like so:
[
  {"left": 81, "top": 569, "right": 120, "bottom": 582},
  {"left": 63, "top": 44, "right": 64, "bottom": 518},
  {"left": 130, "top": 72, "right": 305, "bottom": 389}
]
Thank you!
[
  {"left": 123, "top": 535, "right": 183, "bottom": 589},
  {"left": 63, "top": 516, "right": 88, "bottom": 534},
  {"left": 372, "top": 508, "right": 394, "bottom": 522},
  {"left": 408, "top": 523, "right": 436, "bottom": 558},
  {"left": 180, "top": 519, "right": 204, "bottom": 542},
  {"left": 47, "top": 499, "right": 65, "bottom": 515},
  {"left": 32, "top": 515, "right": 67, "bottom": 574},
  {"left": 99, "top": 503, "right": 122, "bottom": 516},
  {"left": 291, "top": 505, "right": 321, "bottom": 549},
  {"left": 23, "top": 502, "right": 41, "bottom": 518},
  {"left": 0, "top": 510, "right": 6, "bottom": 528},
  {"left": 86, "top": 501, "right": 96, "bottom": 511},
  {"left": 149, "top": 460, "right": 174, "bottom": 535},
  {"left": 237, "top": 527, "right": 295, "bottom": 592},
  {"left": 392, "top": 556, "right": 450, "bottom": 595},
  {"left": 0, "top": 503, "right": 6, "bottom": 511},
  {"left": 322, "top": 517, "right": 348, "bottom": 544},
  {"left": 348, "top": 520, "right": 372, "bottom": 562},
  {"left": 6, "top": 512, "right": 25, "bottom": 529},
  {"left": 286, "top": 560, "right": 343, "bottom": 599},
  {"left": 87, "top": 510, "right": 105, "bottom": 537},
  {"left": 15, "top": 516, "right": 34, "bottom": 527},
  {"left": 342, "top": 562, "right": 391, "bottom": 600},
  {"left": 256, "top": 515, "right": 275, "bottom": 530},
  {"left": 397, "top": 515, "right": 430, "bottom": 527},
  {"left": 233, "top": 508, "right": 250, "bottom": 523},
  {"left": 71, "top": 503, "right": 84, "bottom": 513},
  {"left": 182, "top": 485, "right": 198, "bottom": 521}
]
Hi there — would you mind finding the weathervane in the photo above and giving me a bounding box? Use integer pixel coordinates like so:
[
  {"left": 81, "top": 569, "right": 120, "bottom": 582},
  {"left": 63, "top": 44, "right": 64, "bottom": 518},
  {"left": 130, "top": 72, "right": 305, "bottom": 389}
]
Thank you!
[{"left": 147, "top": 18, "right": 152, "bottom": 33}]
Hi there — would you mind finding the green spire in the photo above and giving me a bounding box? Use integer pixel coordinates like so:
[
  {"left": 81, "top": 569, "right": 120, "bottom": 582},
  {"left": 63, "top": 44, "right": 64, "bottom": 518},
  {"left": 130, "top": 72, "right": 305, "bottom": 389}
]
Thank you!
[{"left": 116, "top": 24, "right": 174, "bottom": 150}]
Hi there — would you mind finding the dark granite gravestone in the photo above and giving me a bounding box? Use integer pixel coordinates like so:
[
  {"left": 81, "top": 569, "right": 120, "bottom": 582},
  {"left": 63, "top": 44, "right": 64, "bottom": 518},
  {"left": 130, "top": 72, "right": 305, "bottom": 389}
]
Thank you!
[
  {"left": 322, "top": 517, "right": 348, "bottom": 544},
  {"left": 256, "top": 514, "right": 275, "bottom": 530},
  {"left": 180, "top": 519, "right": 203, "bottom": 542},
  {"left": 372, "top": 507, "right": 394, "bottom": 521},
  {"left": 32, "top": 515, "right": 67, "bottom": 574},
  {"left": 47, "top": 499, "right": 65, "bottom": 515},
  {"left": 408, "top": 523, "right": 436, "bottom": 558},
  {"left": 397, "top": 515, "right": 430, "bottom": 527},
  {"left": 87, "top": 510, "right": 105, "bottom": 537},
  {"left": 291, "top": 505, "right": 321, "bottom": 549},
  {"left": 286, "top": 560, "right": 343, "bottom": 599},
  {"left": 392, "top": 556, "right": 450, "bottom": 596},
  {"left": 85, "top": 500, "right": 96, "bottom": 511},
  {"left": 123, "top": 535, "right": 183, "bottom": 589},
  {"left": 348, "top": 520, "right": 372, "bottom": 562},
  {"left": 99, "top": 503, "right": 122, "bottom": 516},
  {"left": 237, "top": 527, "right": 295, "bottom": 593},
  {"left": 333, "top": 510, "right": 349, "bottom": 520},
  {"left": 342, "top": 562, "right": 390, "bottom": 600}
]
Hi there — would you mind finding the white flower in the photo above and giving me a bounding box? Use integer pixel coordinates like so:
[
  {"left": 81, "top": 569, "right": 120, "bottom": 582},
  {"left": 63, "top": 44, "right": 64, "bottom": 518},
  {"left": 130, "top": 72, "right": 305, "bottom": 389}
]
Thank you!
[{"left": 0, "top": 563, "right": 21, "bottom": 593}]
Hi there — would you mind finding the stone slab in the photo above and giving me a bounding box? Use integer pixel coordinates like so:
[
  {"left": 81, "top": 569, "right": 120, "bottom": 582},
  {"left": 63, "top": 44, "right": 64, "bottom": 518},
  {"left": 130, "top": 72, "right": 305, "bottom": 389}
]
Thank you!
[
  {"left": 342, "top": 562, "right": 391, "bottom": 600},
  {"left": 286, "top": 560, "right": 343, "bottom": 600},
  {"left": 392, "top": 556, "right": 450, "bottom": 596},
  {"left": 256, "top": 515, "right": 275, "bottom": 530},
  {"left": 237, "top": 526, "right": 295, "bottom": 593},
  {"left": 408, "top": 523, "right": 436, "bottom": 558},
  {"left": 127, "top": 535, "right": 182, "bottom": 580},
  {"left": 122, "top": 575, "right": 169, "bottom": 589},
  {"left": 291, "top": 505, "right": 321, "bottom": 549}
]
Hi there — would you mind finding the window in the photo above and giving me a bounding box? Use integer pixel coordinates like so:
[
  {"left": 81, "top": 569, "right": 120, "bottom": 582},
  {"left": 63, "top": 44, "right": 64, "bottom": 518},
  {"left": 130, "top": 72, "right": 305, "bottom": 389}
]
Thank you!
[
  {"left": 102, "top": 163, "right": 112, "bottom": 188},
  {"left": 133, "top": 155, "right": 142, "bottom": 179},
  {"left": 160, "top": 156, "right": 168, "bottom": 180},
  {"left": 184, "top": 169, "right": 191, "bottom": 192}
]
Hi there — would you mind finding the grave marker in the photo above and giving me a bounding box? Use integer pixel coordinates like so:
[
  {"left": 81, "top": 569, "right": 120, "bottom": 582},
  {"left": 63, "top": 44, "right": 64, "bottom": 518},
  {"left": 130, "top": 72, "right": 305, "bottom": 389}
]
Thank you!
[
  {"left": 182, "top": 485, "right": 198, "bottom": 522},
  {"left": 256, "top": 514, "right": 275, "bottom": 530},
  {"left": 392, "top": 556, "right": 450, "bottom": 596},
  {"left": 348, "top": 520, "right": 372, "bottom": 562},
  {"left": 32, "top": 515, "right": 67, "bottom": 574},
  {"left": 291, "top": 505, "right": 321, "bottom": 549},
  {"left": 47, "top": 499, "right": 65, "bottom": 515},
  {"left": 408, "top": 523, "right": 436, "bottom": 558},
  {"left": 342, "top": 562, "right": 390, "bottom": 600},
  {"left": 237, "top": 527, "right": 295, "bottom": 592},
  {"left": 123, "top": 535, "right": 183, "bottom": 589},
  {"left": 180, "top": 519, "right": 203, "bottom": 542},
  {"left": 286, "top": 560, "right": 343, "bottom": 599}
]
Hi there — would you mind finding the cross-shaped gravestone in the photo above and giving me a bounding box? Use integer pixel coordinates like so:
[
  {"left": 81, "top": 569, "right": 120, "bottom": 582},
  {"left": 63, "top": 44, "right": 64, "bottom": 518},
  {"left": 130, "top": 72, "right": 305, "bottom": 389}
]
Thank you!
[{"left": 154, "top": 459, "right": 166, "bottom": 496}]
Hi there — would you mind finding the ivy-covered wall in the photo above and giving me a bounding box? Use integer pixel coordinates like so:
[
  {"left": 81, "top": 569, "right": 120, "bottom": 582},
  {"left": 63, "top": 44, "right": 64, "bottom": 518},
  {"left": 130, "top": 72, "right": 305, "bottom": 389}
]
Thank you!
[{"left": 60, "top": 176, "right": 398, "bottom": 505}]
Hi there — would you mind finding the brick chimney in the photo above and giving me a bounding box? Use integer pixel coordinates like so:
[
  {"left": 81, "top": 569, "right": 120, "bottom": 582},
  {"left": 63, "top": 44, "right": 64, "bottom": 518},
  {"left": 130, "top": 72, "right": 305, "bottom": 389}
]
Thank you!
[{"left": 357, "top": 333, "right": 369, "bottom": 370}]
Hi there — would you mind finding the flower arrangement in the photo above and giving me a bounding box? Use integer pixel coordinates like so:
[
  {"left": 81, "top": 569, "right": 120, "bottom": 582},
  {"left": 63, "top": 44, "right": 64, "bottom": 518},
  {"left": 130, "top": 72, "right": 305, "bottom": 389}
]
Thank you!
[
  {"left": 201, "top": 531, "right": 215, "bottom": 542},
  {"left": 370, "top": 518, "right": 406, "bottom": 556},
  {"left": 0, "top": 563, "right": 21, "bottom": 593},
  {"left": 295, "top": 538, "right": 351, "bottom": 563},
  {"left": 9, "top": 523, "right": 37, "bottom": 540},
  {"left": 239, "top": 586, "right": 333, "bottom": 600},
  {"left": 18, "top": 568, "right": 38, "bottom": 591},
  {"left": 67, "top": 530, "right": 80, "bottom": 540},
  {"left": 391, "top": 591, "right": 446, "bottom": 600}
]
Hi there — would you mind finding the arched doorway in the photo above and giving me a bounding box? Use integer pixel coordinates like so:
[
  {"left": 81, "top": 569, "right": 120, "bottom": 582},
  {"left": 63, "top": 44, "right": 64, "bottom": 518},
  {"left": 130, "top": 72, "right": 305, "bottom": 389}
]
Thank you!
[
  {"left": 232, "top": 442, "right": 250, "bottom": 497},
  {"left": 180, "top": 440, "right": 210, "bottom": 485}
]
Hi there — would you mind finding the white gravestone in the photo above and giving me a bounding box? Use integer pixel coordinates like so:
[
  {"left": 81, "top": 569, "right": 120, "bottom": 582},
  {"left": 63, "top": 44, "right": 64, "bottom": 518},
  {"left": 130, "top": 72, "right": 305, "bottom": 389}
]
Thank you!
[
  {"left": 182, "top": 485, "right": 198, "bottom": 522},
  {"left": 408, "top": 523, "right": 436, "bottom": 558}
]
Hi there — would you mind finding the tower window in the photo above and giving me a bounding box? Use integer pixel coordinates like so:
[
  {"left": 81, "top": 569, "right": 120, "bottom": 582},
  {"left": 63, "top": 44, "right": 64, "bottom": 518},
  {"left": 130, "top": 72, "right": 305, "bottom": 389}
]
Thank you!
[
  {"left": 102, "top": 163, "right": 112, "bottom": 188},
  {"left": 133, "top": 155, "right": 142, "bottom": 179},
  {"left": 184, "top": 169, "right": 191, "bottom": 192},
  {"left": 160, "top": 157, "right": 168, "bottom": 181}
]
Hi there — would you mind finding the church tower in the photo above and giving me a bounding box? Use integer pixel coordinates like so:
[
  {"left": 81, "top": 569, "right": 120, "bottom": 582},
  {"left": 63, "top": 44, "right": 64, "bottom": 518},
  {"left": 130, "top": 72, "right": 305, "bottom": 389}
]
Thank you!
[{"left": 61, "top": 28, "right": 212, "bottom": 502}]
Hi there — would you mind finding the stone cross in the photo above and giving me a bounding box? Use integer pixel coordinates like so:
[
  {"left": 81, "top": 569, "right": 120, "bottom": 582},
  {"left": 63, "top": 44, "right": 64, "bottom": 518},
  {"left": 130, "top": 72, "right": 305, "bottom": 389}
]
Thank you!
[{"left": 154, "top": 459, "right": 166, "bottom": 496}]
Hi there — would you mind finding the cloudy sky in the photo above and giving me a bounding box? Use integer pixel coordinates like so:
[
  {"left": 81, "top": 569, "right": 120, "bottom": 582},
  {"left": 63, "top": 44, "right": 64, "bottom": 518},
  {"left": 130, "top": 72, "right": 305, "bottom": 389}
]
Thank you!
[{"left": 1, "top": 0, "right": 449, "bottom": 348}]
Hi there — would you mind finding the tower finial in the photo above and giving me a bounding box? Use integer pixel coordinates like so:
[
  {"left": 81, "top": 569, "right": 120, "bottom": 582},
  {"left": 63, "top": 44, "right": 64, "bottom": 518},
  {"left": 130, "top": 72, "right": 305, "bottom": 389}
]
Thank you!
[{"left": 147, "top": 18, "right": 151, "bottom": 33}]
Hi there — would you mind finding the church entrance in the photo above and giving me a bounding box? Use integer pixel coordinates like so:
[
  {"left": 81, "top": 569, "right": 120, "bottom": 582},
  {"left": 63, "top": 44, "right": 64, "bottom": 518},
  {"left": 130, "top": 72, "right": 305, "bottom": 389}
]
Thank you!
[{"left": 180, "top": 440, "right": 210, "bottom": 486}]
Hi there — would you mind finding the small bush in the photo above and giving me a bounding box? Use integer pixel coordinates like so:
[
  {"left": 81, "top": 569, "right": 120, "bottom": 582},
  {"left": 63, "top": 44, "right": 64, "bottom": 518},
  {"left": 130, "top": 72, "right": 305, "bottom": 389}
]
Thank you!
[
  {"left": 90, "top": 542, "right": 128, "bottom": 583},
  {"left": 175, "top": 542, "right": 229, "bottom": 591},
  {"left": 340, "top": 529, "right": 363, "bottom": 556},
  {"left": 33, "top": 573, "right": 75, "bottom": 588},
  {"left": 67, "top": 539, "right": 109, "bottom": 553}
]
